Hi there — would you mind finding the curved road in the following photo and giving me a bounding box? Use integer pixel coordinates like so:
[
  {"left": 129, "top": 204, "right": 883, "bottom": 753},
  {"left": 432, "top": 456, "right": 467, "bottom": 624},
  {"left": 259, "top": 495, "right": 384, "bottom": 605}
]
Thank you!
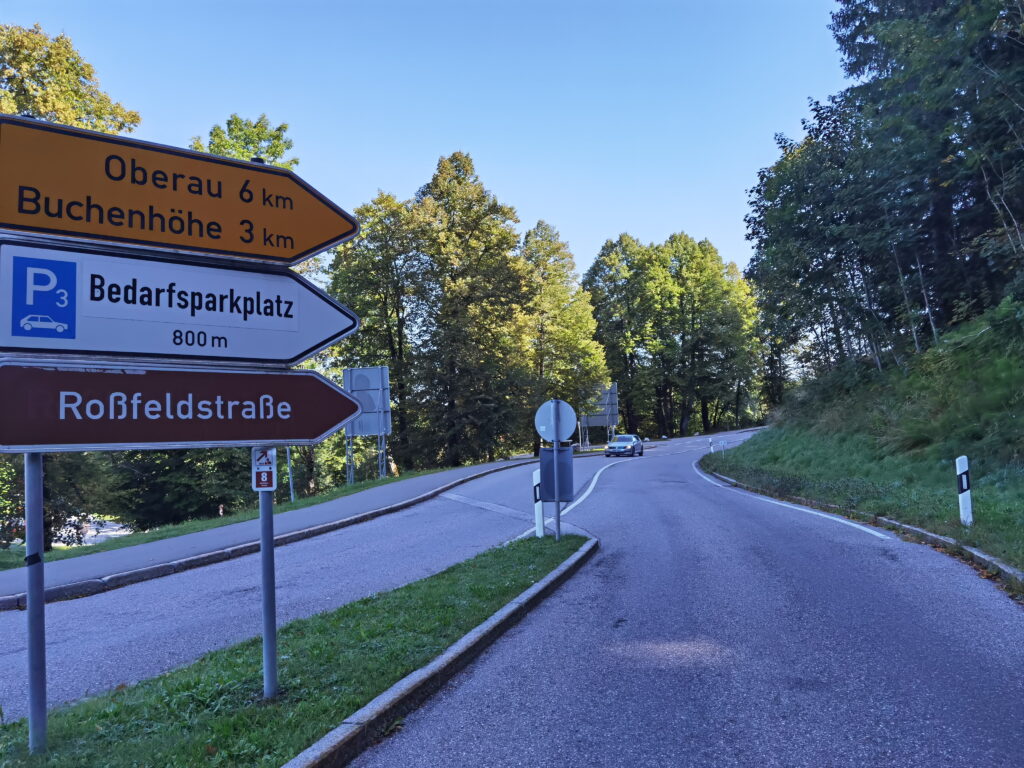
[
  {"left": 354, "top": 437, "right": 1024, "bottom": 768},
  {"left": 0, "top": 449, "right": 616, "bottom": 719}
]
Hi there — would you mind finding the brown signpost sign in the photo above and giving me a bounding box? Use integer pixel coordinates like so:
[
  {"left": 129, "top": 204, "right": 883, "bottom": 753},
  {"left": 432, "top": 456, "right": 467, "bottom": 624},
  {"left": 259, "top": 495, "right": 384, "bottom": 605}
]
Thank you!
[
  {"left": 0, "top": 362, "right": 361, "bottom": 451},
  {"left": 0, "top": 115, "right": 358, "bottom": 265}
]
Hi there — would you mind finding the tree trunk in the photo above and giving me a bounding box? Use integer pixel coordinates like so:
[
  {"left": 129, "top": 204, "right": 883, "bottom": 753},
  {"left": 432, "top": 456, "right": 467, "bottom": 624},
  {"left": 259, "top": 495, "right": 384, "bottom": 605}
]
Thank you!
[
  {"left": 679, "top": 398, "right": 693, "bottom": 436},
  {"left": 891, "top": 248, "right": 921, "bottom": 354},
  {"left": 915, "top": 253, "right": 941, "bottom": 344}
]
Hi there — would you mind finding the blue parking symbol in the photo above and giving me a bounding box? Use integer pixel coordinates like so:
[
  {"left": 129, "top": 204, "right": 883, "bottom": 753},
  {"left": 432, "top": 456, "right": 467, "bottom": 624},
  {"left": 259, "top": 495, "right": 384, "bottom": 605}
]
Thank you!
[{"left": 11, "top": 256, "right": 77, "bottom": 339}]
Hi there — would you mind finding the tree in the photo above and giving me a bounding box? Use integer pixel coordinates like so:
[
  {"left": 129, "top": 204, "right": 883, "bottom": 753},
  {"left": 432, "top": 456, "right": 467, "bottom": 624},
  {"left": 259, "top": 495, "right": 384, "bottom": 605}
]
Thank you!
[
  {"left": 328, "top": 192, "right": 427, "bottom": 468},
  {"left": 521, "top": 221, "right": 608, "bottom": 449},
  {"left": 190, "top": 113, "right": 299, "bottom": 170},
  {"left": 412, "top": 152, "right": 534, "bottom": 464},
  {"left": 584, "top": 234, "right": 675, "bottom": 434},
  {"left": 111, "top": 449, "right": 250, "bottom": 530},
  {"left": 0, "top": 23, "right": 140, "bottom": 133},
  {"left": 746, "top": 0, "right": 1024, "bottom": 391},
  {"left": 0, "top": 456, "right": 22, "bottom": 549},
  {"left": 190, "top": 113, "right": 317, "bottom": 278},
  {"left": 585, "top": 232, "right": 761, "bottom": 436}
]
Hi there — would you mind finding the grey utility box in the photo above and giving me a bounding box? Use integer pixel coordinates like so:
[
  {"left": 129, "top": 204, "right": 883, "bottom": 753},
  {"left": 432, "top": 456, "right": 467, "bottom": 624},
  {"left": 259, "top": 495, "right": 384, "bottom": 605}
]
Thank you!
[{"left": 538, "top": 446, "right": 574, "bottom": 502}]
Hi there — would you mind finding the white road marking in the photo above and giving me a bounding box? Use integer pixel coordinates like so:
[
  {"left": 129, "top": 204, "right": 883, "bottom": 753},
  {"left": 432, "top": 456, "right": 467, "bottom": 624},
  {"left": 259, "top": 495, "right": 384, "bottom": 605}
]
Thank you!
[
  {"left": 441, "top": 492, "right": 528, "bottom": 520},
  {"left": 690, "top": 460, "right": 889, "bottom": 540},
  {"left": 512, "top": 458, "right": 633, "bottom": 540}
]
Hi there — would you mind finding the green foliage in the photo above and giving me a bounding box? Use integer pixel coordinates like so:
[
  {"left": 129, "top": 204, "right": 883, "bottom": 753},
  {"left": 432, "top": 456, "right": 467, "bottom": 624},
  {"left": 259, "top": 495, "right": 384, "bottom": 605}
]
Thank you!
[
  {"left": 110, "top": 449, "right": 251, "bottom": 530},
  {"left": 705, "top": 300, "right": 1024, "bottom": 569},
  {"left": 583, "top": 232, "right": 762, "bottom": 437},
  {"left": 0, "top": 23, "right": 140, "bottom": 133},
  {"left": 0, "top": 453, "right": 127, "bottom": 551},
  {"left": 328, "top": 155, "right": 608, "bottom": 467},
  {"left": 412, "top": 152, "right": 533, "bottom": 465},
  {"left": 747, "top": 1, "right": 1024, "bottom": 386},
  {"left": 0, "top": 535, "right": 584, "bottom": 766},
  {"left": 521, "top": 220, "right": 608, "bottom": 412},
  {"left": 189, "top": 113, "right": 298, "bottom": 170},
  {"left": 0, "top": 457, "right": 21, "bottom": 549}
]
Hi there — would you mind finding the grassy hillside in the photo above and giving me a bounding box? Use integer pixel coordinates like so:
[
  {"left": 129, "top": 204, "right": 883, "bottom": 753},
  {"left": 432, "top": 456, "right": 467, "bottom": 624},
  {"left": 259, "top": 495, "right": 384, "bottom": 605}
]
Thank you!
[{"left": 703, "top": 299, "right": 1024, "bottom": 571}]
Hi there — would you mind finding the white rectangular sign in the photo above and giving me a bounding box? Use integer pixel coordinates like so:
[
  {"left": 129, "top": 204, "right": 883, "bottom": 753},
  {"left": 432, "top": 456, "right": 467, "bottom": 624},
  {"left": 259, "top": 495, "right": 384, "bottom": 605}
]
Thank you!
[
  {"left": 252, "top": 447, "right": 277, "bottom": 491},
  {"left": 0, "top": 239, "right": 359, "bottom": 366}
]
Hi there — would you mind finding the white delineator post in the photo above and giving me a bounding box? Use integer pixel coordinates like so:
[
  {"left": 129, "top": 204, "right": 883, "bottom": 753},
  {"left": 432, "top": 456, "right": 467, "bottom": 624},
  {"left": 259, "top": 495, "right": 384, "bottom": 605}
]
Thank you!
[
  {"left": 956, "top": 455, "right": 973, "bottom": 527},
  {"left": 532, "top": 468, "right": 544, "bottom": 538}
]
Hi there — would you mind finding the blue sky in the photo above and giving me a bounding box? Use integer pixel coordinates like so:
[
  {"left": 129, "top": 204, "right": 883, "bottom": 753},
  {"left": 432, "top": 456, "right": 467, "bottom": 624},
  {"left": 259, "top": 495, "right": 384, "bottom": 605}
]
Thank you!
[{"left": 3, "top": 0, "right": 848, "bottom": 273}]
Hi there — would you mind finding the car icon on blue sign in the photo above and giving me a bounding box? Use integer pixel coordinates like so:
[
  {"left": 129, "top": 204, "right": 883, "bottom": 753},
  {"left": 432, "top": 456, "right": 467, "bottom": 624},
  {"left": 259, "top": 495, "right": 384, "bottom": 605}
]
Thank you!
[{"left": 20, "top": 315, "right": 68, "bottom": 333}]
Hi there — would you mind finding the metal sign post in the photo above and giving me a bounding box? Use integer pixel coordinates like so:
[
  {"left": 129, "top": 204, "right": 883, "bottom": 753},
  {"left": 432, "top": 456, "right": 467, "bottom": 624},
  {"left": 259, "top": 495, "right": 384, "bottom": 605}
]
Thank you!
[
  {"left": 252, "top": 447, "right": 278, "bottom": 699},
  {"left": 534, "top": 399, "right": 576, "bottom": 542},
  {"left": 553, "top": 404, "right": 561, "bottom": 541},
  {"left": 24, "top": 452, "right": 46, "bottom": 753}
]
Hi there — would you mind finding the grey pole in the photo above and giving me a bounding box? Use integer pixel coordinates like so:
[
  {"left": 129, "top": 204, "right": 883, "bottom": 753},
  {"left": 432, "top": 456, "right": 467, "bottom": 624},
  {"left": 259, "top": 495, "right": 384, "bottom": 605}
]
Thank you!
[
  {"left": 345, "top": 435, "right": 355, "bottom": 485},
  {"left": 259, "top": 486, "right": 278, "bottom": 699},
  {"left": 552, "top": 400, "right": 561, "bottom": 542},
  {"left": 24, "top": 452, "right": 46, "bottom": 754},
  {"left": 286, "top": 447, "right": 296, "bottom": 504},
  {"left": 377, "top": 384, "right": 386, "bottom": 479}
]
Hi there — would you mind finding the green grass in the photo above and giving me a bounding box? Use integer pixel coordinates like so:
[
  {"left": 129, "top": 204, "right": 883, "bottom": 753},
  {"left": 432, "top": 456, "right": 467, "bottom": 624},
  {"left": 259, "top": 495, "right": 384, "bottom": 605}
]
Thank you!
[
  {"left": 0, "top": 470, "right": 442, "bottom": 572},
  {"left": 0, "top": 534, "right": 586, "bottom": 767},
  {"left": 701, "top": 301, "right": 1024, "bottom": 571},
  {"left": 702, "top": 427, "right": 1024, "bottom": 571}
]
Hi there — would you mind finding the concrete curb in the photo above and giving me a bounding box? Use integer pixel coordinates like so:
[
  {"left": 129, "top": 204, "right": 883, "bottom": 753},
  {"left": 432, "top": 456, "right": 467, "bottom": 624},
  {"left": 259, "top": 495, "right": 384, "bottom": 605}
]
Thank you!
[
  {"left": 0, "top": 459, "right": 539, "bottom": 611},
  {"left": 281, "top": 536, "right": 600, "bottom": 768},
  {"left": 702, "top": 464, "right": 1024, "bottom": 593}
]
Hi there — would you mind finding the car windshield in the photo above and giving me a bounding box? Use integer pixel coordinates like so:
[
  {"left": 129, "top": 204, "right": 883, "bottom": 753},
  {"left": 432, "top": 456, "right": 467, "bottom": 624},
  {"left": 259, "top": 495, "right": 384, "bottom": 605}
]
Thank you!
[{"left": 611, "top": 437, "right": 632, "bottom": 443}]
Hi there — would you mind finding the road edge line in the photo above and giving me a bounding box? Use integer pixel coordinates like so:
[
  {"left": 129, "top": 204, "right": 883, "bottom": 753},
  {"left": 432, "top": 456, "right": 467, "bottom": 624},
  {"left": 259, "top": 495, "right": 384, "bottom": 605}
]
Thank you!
[
  {"left": 699, "top": 461, "right": 1024, "bottom": 593},
  {"left": 280, "top": 536, "right": 600, "bottom": 768}
]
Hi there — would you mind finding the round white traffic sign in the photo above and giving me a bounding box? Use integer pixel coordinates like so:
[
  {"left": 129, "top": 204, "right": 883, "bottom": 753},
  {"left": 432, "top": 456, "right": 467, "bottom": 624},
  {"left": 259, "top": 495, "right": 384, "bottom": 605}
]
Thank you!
[{"left": 534, "top": 399, "right": 576, "bottom": 442}]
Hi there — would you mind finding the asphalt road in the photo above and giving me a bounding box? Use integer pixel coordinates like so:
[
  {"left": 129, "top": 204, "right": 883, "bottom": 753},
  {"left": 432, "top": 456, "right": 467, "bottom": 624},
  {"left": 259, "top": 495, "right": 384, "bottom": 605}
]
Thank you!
[
  {"left": 0, "top": 457, "right": 536, "bottom": 597},
  {"left": 0, "top": 450, "right": 616, "bottom": 719},
  {"left": 353, "top": 437, "right": 1024, "bottom": 768}
]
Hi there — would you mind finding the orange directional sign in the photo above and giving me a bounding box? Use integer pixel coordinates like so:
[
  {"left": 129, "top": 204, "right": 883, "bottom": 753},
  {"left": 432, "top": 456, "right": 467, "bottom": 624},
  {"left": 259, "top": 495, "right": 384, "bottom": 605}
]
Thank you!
[{"left": 0, "top": 115, "right": 359, "bottom": 265}]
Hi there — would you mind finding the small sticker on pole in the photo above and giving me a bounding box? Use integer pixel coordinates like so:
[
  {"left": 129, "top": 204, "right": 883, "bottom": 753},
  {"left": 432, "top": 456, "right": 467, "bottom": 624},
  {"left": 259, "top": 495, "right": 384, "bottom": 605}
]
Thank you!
[{"left": 252, "top": 447, "right": 277, "bottom": 491}]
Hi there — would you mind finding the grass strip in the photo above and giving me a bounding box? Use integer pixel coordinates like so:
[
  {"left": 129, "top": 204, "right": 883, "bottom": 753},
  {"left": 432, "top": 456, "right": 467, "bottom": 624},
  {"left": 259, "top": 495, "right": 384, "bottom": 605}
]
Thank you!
[
  {"left": 702, "top": 427, "right": 1024, "bottom": 571},
  {"left": 0, "top": 534, "right": 584, "bottom": 766},
  {"left": 0, "top": 470, "right": 442, "bottom": 572}
]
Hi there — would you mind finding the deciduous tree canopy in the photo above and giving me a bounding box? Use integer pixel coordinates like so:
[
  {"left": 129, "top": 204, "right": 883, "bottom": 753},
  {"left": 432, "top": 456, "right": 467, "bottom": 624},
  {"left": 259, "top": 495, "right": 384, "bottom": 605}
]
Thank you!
[{"left": 0, "top": 23, "right": 139, "bottom": 133}]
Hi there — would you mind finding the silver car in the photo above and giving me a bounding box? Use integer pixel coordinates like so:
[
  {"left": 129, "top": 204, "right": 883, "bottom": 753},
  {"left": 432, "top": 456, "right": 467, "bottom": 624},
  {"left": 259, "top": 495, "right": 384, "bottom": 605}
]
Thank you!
[{"left": 604, "top": 434, "right": 644, "bottom": 457}]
